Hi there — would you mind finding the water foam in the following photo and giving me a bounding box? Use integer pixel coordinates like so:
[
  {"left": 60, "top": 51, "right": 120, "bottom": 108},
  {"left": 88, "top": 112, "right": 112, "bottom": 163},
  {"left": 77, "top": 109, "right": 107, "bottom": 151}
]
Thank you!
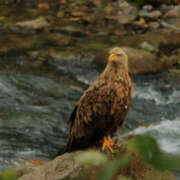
[{"left": 134, "top": 83, "right": 180, "bottom": 105}]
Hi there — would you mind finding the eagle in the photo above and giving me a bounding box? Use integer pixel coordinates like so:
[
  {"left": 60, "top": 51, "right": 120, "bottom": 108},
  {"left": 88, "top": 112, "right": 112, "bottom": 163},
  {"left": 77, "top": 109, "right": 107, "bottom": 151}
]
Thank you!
[{"left": 59, "top": 47, "right": 133, "bottom": 154}]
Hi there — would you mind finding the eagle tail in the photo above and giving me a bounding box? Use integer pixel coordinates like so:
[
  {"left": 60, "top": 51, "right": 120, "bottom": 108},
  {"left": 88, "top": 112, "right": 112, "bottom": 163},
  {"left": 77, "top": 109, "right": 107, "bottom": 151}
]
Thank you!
[
  {"left": 64, "top": 138, "right": 75, "bottom": 153},
  {"left": 57, "top": 106, "right": 78, "bottom": 156},
  {"left": 64, "top": 134, "right": 84, "bottom": 153},
  {"left": 57, "top": 105, "right": 89, "bottom": 156}
]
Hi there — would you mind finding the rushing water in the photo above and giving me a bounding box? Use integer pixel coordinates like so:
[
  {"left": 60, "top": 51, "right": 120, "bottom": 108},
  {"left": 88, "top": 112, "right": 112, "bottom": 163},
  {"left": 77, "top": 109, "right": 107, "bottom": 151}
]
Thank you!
[{"left": 0, "top": 54, "right": 180, "bottom": 173}]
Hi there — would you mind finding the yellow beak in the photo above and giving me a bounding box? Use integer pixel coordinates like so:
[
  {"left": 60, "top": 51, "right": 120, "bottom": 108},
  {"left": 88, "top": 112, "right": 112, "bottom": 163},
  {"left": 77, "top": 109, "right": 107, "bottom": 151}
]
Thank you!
[{"left": 108, "top": 54, "right": 116, "bottom": 63}]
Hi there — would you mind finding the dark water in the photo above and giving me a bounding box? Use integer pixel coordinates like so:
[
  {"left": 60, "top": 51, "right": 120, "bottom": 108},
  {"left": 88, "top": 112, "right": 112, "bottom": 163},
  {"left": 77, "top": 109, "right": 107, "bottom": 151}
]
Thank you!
[{"left": 0, "top": 53, "right": 180, "bottom": 173}]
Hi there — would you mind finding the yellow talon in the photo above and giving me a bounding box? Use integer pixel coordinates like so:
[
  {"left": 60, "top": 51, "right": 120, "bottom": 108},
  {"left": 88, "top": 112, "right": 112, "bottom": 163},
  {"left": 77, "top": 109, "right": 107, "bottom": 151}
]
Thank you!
[{"left": 102, "top": 135, "right": 114, "bottom": 153}]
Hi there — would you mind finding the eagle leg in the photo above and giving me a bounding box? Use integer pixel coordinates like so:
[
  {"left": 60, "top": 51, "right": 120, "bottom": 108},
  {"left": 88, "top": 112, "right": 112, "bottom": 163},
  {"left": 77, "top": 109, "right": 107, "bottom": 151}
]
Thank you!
[{"left": 102, "top": 135, "right": 114, "bottom": 153}]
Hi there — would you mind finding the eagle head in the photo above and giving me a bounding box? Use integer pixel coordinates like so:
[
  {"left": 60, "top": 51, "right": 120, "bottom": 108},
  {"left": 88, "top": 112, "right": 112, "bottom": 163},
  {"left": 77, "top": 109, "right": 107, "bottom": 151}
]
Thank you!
[{"left": 108, "top": 47, "right": 128, "bottom": 71}]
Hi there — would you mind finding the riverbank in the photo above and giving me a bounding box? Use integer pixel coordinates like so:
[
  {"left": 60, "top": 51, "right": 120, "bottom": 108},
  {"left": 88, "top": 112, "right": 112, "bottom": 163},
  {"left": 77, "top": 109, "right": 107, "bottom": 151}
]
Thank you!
[{"left": 0, "top": 0, "right": 180, "bottom": 75}]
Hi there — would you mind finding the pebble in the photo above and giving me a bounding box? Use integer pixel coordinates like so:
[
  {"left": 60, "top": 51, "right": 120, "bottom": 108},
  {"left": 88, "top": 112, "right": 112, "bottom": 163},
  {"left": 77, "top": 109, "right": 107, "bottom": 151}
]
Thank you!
[
  {"left": 142, "top": 5, "right": 153, "bottom": 12},
  {"left": 139, "top": 10, "right": 162, "bottom": 19},
  {"left": 118, "top": 0, "right": 129, "bottom": 9},
  {"left": 117, "top": 1, "right": 138, "bottom": 24},
  {"left": 15, "top": 17, "right": 49, "bottom": 30},
  {"left": 164, "top": 5, "right": 180, "bottom": 18},
  {"left": 139, "top": 41, "right": 158, "bottom": 53},
  {"left": 160, "top": 4, "right": 174, "bottom": 13},
  {"left": 148, "top": 22, "right": 160, "bottom": 30}
]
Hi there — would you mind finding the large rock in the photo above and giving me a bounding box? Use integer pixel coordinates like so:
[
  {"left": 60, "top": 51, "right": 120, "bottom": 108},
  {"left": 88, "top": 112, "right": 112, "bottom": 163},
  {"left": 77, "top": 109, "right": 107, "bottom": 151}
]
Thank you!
[
  {"left": 121, "top": 29, "right": 180, "bottom": 49},
  {"left": 139, "top": 10, "right": 162, "bottom": 19},
  {"left": 93, "top": 47, "right": 177, "bottom": 74},
  {"left": 163, "top": 5, "right": 180, "bottom": 29},
  {"left": 123, "top": 47, "right": 163, "bottom": 74},
  {"left": 164, "top": 5, "right": 180, "bottom": 18},
  {"left": 15, "top": 136, "right": 175, "bottom": 180},
  {"left": 15, "top": 17, "right": 50, "bottom": 30}
]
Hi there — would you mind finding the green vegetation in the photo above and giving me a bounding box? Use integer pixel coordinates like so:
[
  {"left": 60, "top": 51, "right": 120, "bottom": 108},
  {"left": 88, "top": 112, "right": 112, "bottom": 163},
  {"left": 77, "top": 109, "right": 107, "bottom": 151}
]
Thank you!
[
  {"left": 98, "top": 157, "right": 129, "bottom": 180},
  {"left": 0, "top": 169, "right": 18, "bottom": 180},
  {"left": 76, "top": 135, "right": 180, "bottom": 180},
  {"left": 127, "top": 135, "right": 180, "bottom": 171}
]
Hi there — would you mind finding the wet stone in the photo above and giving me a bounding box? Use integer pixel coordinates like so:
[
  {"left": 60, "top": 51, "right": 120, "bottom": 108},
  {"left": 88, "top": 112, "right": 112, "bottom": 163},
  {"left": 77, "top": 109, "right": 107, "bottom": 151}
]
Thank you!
[
  {"left": 9, "top": 26, "right": 36, "bottom": 35},
  {"left": 139, "top": 41, "right": 158, "bottom": 53},
  {"left": 116, "top": 0, "right": 138, "bottom": 24},
  {"left": 53, "top": 26, "right": 86, "bottom": 37},
  {"left": 117, "top": 6, "right": 138, "bottom": 24},
  {"left": 139, "top": 10, "right": 162, "bottom": 19},
  {"left": 148, "top": 21, "right": 160, "bottom": 30},
  {"left": 15, "top": 17, "right": 50, "bottom": 30},
  {"left": 142, "top": 5, "right": 153, "bottom": 12},
  {"left": 160, "top": 4, "right": 175, "bottom": 13},
  {"left": 118, "top": 0, "right": 130, "bottom": 9},
  {"left": 164, "top": 5, "right": 180, "bottom": 18},
  {"left": 162, "top": 5, "right": 180, "bottom": 29}
]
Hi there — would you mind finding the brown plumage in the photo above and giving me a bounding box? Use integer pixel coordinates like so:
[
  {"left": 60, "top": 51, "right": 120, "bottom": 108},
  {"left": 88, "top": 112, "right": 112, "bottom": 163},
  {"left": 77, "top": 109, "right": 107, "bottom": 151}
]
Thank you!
[{"left": 59, "top": 47, "right": 133, "bottom": 154}]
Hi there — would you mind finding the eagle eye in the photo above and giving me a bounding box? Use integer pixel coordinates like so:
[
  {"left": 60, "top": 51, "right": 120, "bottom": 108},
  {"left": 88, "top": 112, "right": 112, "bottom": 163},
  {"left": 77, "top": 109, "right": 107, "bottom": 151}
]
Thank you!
[{"left": 117, "top": 53, "right": 123, "bottom": 57}]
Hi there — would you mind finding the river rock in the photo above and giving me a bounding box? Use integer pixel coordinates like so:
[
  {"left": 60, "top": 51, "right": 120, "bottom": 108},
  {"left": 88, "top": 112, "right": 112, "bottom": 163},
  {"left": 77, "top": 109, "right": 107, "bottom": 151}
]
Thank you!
[
  {"left": 117, "top": 0, "right": 138, "bottom": 24},
  {"left": 15, "top": 136, "right": 175, "bottom": 180},
  {"left": 139, "top": 10, "right": 162, "bottom": 19},
  {"left": 122, "top": 47, "right": 165, "bottom": 74},
  {"left": 164, "top": 5, "right": 180, "bottom": 18},
  {"left": 118, "top": 0, "right": 130, "bottom": 9},
  {"left": 38, "top": 3, "right": 49, "bottom": 10},
  {"left": 0, "top": 35, "right": 34, "bottom": 54},
  {"left": 53, "top": 26, "right": 86, "bottom": 37},
  {"left": 139, "top": 41, "right": 158, "bottom": 52},
  {"left": 161, "top": 19, "right": 180, "bottom": 30},
  {"left": 160, "top": 4, "right": 174, "bottom": 13},
  {"left": 120, "top": 29, "right": 180, "bottom": 51},
  {"left": 148, "top": 21, "right": 160, "bottom": 29},
  {"left": 15, "top": 17, "right": 50, "bottom": 30},
  {"left": 163, "top": 5, "right": 180, "bottom": 29},
  {"left": 142, "top": 5, "right": 153, "bottom": 11},
  {"left": 93, "top": 46, "right": 177, "bottom": 75}
]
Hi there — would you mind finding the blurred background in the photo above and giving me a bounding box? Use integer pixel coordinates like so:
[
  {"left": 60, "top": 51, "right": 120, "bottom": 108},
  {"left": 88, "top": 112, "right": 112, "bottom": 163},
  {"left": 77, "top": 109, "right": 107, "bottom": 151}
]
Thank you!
[{"left": 0, "top": 0, "right": 180, "bottom": 174}]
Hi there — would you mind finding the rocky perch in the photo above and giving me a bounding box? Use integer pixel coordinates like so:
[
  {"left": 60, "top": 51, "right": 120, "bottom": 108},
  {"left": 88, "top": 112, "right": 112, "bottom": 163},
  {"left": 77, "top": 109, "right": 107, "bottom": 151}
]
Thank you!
[{"left": 11, "top": 135, "right": 175, "bottom": 180}]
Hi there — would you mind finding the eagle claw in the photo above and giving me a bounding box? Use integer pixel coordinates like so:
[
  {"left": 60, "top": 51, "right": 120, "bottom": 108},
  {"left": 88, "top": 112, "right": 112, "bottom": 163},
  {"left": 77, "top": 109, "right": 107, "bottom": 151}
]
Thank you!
[{"left": 102, "top": 135, "right": 114, "bottom": 153}]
